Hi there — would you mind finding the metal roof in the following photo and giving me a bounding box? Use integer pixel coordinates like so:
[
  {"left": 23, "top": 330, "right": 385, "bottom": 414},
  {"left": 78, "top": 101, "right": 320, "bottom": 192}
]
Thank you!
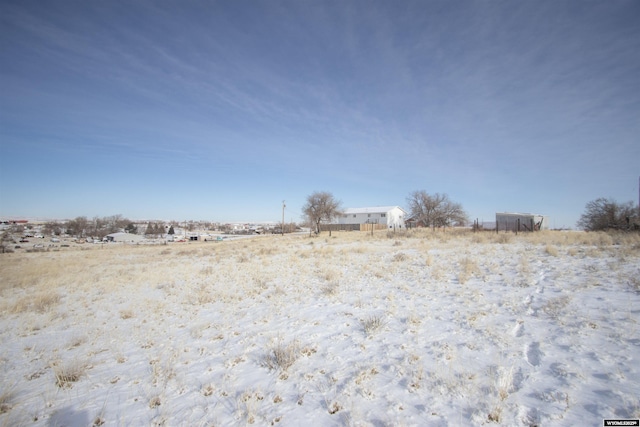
[
  {"left": 496, "top": 212, "right": 546, "bottom": 217},
  {"left": 343, "top": 206, "right": 407, "bottom": 214}
]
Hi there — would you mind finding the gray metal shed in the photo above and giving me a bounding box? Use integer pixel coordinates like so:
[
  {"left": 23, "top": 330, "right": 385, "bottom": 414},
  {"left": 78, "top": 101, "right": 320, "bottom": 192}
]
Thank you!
[{"left": 495, "top": 212, "right": 549, "bottom": 232}]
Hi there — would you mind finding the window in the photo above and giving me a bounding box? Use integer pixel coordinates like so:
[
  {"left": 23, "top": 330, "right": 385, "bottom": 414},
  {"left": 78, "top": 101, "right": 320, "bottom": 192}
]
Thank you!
[
  {"left": 353, "top": 214, "right": 356, "bottom": 218},
  {"left": 368, "top": 214, "right": 371, "bottom": 217},
  {"left": 381, "top": 213, "right": 386, "bottom": 218}
]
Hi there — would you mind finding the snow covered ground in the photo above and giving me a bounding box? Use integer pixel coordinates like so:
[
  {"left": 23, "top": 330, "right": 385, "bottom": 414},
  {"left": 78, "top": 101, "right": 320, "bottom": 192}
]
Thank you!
[{"left": 1, "top": 230, "right": 639, "bottom": 426}]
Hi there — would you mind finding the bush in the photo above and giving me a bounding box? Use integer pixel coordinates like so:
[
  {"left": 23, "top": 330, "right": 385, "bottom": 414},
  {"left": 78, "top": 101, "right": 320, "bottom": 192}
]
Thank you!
[
  {"left": 577, "top": 198, "right": 638, "bottom": 231},
  {"left": 265, "top": 340, "right": 300, "bottom": 372}
]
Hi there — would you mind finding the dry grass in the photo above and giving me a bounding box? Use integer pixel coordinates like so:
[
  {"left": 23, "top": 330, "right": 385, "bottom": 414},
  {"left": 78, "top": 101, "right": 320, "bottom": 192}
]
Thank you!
[
  {"left": 11, "top": 290, "right": 61, "bottom": 314},
  {"left": 362, "top": 315, "right": 385, "bottom": 336},
  {"left": 0, "top": 385, "right": 15, "bottom": 414},
  {"left": 493, "top": 233, "right": 513, "bottom": 244},
  {"left": 320, "top": 267, "right": 340, "bottom": 283},
  {"left": 541, "top": 295, "right": 571, "bottom": 319},
  {"left": 148, "top": 395, "right": 162, "bottom": 408},
  {"left": 545, "top": 244, "right": 559, "bottom": 257},
  {"left": 495, "top": 366, "right": 514, "bottom": 401},
  {"left": 487, "top": 406, "right": 502, "bottom": 423},
  {"left": 51, "top": 359, "right": 87, "bottom": 388},
  {"left": 627, "top": 275, "right": 640, "bottom": 294},
  {"left": 392, "top": 252, "right": 408, "bottom": 262},
  {"left": 264, "top": 339, "right": 300, "bottom": 372},
  {"left": 458, "top": 257, "right": 480, "bottom": 284},
  {"left": 119, "top": 309, "right": 135, "bottom": 319},
  {"left": 322, "top": 281, "right": 340, "bottom": 297},
  {"left": 0, "top": 228, "right": 638, "bottom": 425},
  {"left": 1, "top": 232, "right": 635, "bottom": 313}
]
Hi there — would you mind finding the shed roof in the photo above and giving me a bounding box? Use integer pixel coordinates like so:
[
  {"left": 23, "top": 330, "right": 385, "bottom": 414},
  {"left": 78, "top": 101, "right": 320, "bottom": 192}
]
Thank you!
[
  {"left": 496, "top": 212, "right": 546, "bottom": 217},
  {"left": 106, "top": 232, "right": 145, "bottom": 241},
  {"left": 344, "top": 206, "right": 407, "bottom": 214}
]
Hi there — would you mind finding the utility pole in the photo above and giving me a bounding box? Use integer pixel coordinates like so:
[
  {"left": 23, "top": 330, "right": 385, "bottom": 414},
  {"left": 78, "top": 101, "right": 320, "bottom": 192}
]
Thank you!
[{"left": 282, "top": 200, "right": 286, "bottom": 236}]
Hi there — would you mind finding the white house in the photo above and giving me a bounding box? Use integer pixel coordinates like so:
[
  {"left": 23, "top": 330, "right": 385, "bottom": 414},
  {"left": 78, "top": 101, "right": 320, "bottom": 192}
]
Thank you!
[{"left": 337, "top": 206, "right": 407, "bottom": 229}]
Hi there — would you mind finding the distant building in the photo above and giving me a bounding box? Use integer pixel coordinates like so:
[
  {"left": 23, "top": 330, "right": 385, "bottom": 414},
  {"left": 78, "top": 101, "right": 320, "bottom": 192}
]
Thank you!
[
  {"left": 104, "top": 232, "right": 146, "bottom": 243},
  {"left": 337, "top": 206, "right": 407, "bottom": 229},
  {"left": 495, "top": 212, "right": 549, "bottom": 232}
]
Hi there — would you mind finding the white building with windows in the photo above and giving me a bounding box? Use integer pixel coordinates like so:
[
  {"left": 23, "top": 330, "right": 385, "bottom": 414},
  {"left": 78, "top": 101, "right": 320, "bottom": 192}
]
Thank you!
[{"left": 337, "top": 206, "right": 407, "bottom": 229}]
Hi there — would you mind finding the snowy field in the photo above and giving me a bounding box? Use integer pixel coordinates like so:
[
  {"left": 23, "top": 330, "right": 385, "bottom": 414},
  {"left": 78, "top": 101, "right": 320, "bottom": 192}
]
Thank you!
[{"left": 1, "top": 230, "right": 639, "bottom": 426}]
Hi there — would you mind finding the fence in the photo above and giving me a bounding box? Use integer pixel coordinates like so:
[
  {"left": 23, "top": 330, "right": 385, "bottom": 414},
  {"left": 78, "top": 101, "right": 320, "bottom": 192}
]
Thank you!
[{"left": 475, "top": 218, "right": 542, "bottom": 233}]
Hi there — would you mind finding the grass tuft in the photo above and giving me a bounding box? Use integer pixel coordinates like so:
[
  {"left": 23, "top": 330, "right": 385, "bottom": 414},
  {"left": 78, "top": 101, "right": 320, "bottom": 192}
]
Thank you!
[
  {"left": 458, "top": 257, "right": 480, "bottom": 284},
  {"left": 52, "top": 359, "right": 87, "bottom": 388},
  {"left": 0, "top": 386, "right": 15, "bottom": 414},
  {"left": 265, "top": 340, "right": 300, "bottom": 372},
  {"left": 119, "top": 309, "right": 135, "bottom": 319},
  {"left": 12, "top": 291, "right": 61, "bottom": 314},
  {"left": 392, "top": 252, "right": 408, "bottom": 262},
  {"left": 545, "top": 244, "right": 559, "bottom": 257},
  {"left": 495, "top": 366, "right": 514, "bottom": 401},
  {"left": 362, "top": 315, "right": 385, "bottom": 336}
]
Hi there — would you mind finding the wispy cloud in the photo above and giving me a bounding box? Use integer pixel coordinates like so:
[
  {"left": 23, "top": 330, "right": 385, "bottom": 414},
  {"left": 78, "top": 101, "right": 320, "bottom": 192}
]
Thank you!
[{"left": 1, "top": 1, "right": 639, "bottom": 223}]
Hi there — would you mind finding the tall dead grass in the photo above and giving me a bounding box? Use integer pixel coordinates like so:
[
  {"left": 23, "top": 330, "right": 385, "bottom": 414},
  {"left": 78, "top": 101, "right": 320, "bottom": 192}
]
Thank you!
[
  {"left": 264, "top": 339, "right": 300, "bottom": 372},
  {"left": 458, "top": 257, "right": 481, "bottom": 284},
  {"left": 51, "top": 358, "right": 87, "bottom": 388},
  {"left": 0, "top": 385, "right": 15, "bottom": 414},
  {"left": 1, "top": 230, "right": 637, "bottom": 313},
  {"left": 10, "top": 291, "right": 61, "bottom": 314}
]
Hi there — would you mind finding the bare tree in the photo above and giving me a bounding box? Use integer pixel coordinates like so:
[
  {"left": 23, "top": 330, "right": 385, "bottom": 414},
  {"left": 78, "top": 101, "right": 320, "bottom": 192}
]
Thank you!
[
  {"left": 65, "top": 216, "right": 89, "bottom": 238},
  {"left": 302, "top": 191, "right": 343, "bottom": 235},
  {"left": 91, "top": 216, "right": 104, "bottom": 237},
  {"left": 64, "top": 215, "right": 132, "bottom": 238},
  {"left": 43, "top": 221, "right": 63, "bottom": 236},
  {"left": 407, "top": 190, "right": 468, "bottom": 229},
  {"left": 437, "top": 198, "right": 468, "bottom": 228},
  {"left": 1, "top": 231, "right": 13, "bottom": 253},
  {"left": 577, "top": 198, "right": 638, "bottom": 231}
]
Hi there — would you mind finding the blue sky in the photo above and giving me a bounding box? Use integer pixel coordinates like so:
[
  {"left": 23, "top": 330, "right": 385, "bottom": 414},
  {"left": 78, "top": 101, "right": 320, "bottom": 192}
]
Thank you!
[{"left": 1, "top": 1, "right": 639, "bottom": 228}]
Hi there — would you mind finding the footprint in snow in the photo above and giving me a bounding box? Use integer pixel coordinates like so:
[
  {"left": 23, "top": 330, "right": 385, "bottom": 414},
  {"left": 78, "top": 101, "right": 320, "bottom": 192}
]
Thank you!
[
  {"left": 535, "top": 271, "right": 546, "bottom": 293},
  {"left": 512, "top": 321, "right": 524, "bottom": 337},
  {"left": 525, "top": 342, "right": 542, "bottom": 367}
]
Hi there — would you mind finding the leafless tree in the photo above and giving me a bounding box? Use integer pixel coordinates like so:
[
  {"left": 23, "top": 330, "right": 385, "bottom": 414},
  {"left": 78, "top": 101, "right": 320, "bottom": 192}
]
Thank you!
[
  {"left": 65, "top": 214, "right": 132, "bottom": 238},
  {"left": 1, "top": 231, "right": 13, "bottom": 253},
  {"left": 65, "top": 216, "right": 89, "bottom": 238},
  {"left": 302, "top": 191, "right": 343, "bottom": 235},
  {"left": 43, "top": 221, "right": 63, "bottom": 236},
  {"left": 577, "top": 198, "right": 638, "bottom": 231},
  {"left": 406, "top": 190, "right": 468, "bottom": 229}
]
